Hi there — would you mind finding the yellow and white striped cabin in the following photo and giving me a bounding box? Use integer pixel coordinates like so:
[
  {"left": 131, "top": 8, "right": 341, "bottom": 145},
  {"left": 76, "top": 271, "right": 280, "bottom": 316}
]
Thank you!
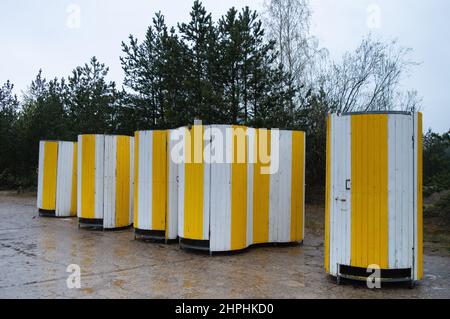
[
  {"left": 77, "top": 134, "right": 134, "bottom": 229},
  {"left": 177, "top": 125, "right": 305, "bottom": 253},
  {"left": 324, "top": 112, "right": 423, "bottom": 283},
  {"left": 133, "top": 130, "right": 178, "bottom": 240},
  {"left": 37, "top": 141, "right": 78, "bottom": 217}
]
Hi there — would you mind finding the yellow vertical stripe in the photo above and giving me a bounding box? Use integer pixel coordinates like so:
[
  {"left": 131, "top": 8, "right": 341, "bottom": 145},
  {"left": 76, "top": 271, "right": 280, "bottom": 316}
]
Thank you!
[
  {"left": 134, "top": 132, "right": 139, "bottom": 229},
  {"left": 351, "top": 115, "right": 388, "bottom": 269},
  {"left": 184, "top": 126, "right": 204, "bottom": 240},
  {"left": 81, "top": 135, "right": 96, "bottom": 219},
  {"left": 115, "top": 136, "right": 131, "bottom": 228},
  {"left": 70, "top": 143, "right": 78, "bottom": 216},
  {"left": 42, "top": 141, "right": 58, "bottom": 210},
  {"left": 290, "top": 131, "right": 304, "bottom": 242},
  {"left": 152, "top": 131, "right": 167, "bottom": 231},
  {"left": 253, "top": 129, "right": 271, "bottom": 244},
  {"left": 417, "top": 113, "right": 423, "bottom": 279},
  {"left": 325, "top": 116, "right": 331, "bottom": 273},
  {"left": 231, "top": 126, "right": 248, "bottom": 250}
]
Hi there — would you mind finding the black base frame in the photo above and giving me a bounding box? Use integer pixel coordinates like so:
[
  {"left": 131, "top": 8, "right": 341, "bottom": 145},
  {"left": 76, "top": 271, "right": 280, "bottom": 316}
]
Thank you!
[
  {"left": 337, "top": 264, "right": 413, "bottom": 284},
  {"left": 179, "top": 238, "right": 303, "bottom": 256},
  {"left": 38, "top": 209, "right": 75, "bottom": 218},
  {"left": 134, "top": 229, "right": 177, "bottom": 243}
]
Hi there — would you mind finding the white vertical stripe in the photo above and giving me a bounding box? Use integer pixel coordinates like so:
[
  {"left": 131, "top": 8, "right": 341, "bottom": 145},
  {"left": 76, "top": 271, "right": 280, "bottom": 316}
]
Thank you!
[
  {"left": 56, "top": 142, "right": 75, "bottom": 217},
  {"left": 94, "top": 135, "right": 105, "bottom": 220},
  {"left": 129, "top": 137, "right": 134, "bottom": 225},
  {"left": 210, "top": 125, "right": 231, "bottom": 251},
  {"left": 37, "top": 141, "right": 45, "bottom": 208},
  {"left": 329, "top": 114, "right": 351, "bottom": 275},
  {"left": 404, "top": 116, "right": 414, "bottom": 270},
  {"left": 203, "top": 126, "right": 211, "bottom": 241},
  {"left": 331, "top": 115, "right": 337, "bottom": 275},
  {"left": 167, "top": 130, "right": 179, "bottom": 239},
  {"left": 268, "top": 131, "right": 278, "bottom": 243},
  {"left": 413, "top": 113, "right": 419, "bottom": 280},
  {"left": 329, "top": 115, "right": 336, "bottom": 275},
  {"left": 177, "top": 128, "right": 186, "bottom": 239},
  {"left": 388, "top": 114, "right": 414, "bottom": 269},
  {"left": 388, "top": 115, "right": 397, "bottom": 267},
  {"left": 281, "top": 131, "right": 293, "bottom": 243},
  {"left": 137, "top": 131, "right": 153, "bottom": 230},
  {"left": 409, "top": 116, "right": 415, "bottom": 272},
  {"left": 103, "top": 136, "right": 116, "bottom": 229},
  {"left": 401, "top": 117, "right": 407, "bottom": 268},
  {"left": 77, "top": 136, "right": 82, "bottom": 217},
  {"left": 268, "top": 130, "right": 292, "bottom": 243}
]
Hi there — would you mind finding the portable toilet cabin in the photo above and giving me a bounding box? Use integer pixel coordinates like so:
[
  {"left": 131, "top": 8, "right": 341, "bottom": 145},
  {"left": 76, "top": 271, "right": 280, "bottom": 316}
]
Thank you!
[
  {"left": 38, "top": 141, "right": 78, "bottom": 217},
  {"left": 77, "top": 134, "right": 134, "bottom": 230},
  {"left": 133, "top": 130, "right": 178, "bottom": 241},
  {"left": 324, "top": 112, "right": 423, "bottom": 285},
  {"left": 177, "top": 124, "right": 305, "bottom": 253}
]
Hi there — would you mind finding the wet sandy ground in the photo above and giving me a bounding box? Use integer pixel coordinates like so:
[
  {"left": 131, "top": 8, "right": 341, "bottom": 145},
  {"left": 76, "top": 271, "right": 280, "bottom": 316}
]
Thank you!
[{"left": 0, "top": 192, "right": 449, "bottom": 299}]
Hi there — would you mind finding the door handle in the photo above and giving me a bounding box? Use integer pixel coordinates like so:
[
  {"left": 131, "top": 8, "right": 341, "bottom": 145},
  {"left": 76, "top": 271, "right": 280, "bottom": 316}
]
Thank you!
[{"left": 345, "top": 179, "right": 351, "bottom": 190}]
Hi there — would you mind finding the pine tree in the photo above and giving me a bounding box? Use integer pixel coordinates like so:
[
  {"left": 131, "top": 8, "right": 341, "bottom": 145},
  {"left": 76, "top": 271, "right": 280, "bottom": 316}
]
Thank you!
[
  {"left": 154, "top": 15, "right": 191, "bottom": 128},
  {"left": 178, "top": 0, "right": 221, "bottom": 124},
  {"left": 121, "top": 13, "right": 190, "bottom": 129},
  {"left": 0, "top": 81, "right": 19, "bottom": 187},
  {"left": 218, "top": 6, "right": 295, "bottom": 128},
  {"left": 15, "top": 71, "right": 66, "bottom": 185},
  {"left": 65, "top": 57, "right": 117, "bottom": 137},
  {"left": 121, "top": 21, "right": 160, "bottom": 128}
]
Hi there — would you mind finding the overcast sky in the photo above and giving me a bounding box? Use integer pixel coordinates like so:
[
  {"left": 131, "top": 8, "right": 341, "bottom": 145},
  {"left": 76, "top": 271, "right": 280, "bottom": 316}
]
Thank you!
[{"left": 1, "top": 0, "right": 448, "bottom": 132}]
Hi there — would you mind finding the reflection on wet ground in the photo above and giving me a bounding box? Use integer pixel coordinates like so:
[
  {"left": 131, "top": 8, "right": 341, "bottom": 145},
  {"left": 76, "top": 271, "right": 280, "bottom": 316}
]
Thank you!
[{"left": 0, "top": 192, "right": 448, "bottom": 298}]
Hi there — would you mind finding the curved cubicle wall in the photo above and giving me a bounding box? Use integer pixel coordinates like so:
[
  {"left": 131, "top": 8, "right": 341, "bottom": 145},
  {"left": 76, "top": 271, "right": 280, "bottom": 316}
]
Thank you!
[
  {"left": 177, "top": 125, "right": 211, "bottom": 249},
  {"left": 38, "top": 141, "right": 78, "bottom": 217},
  {"left": 55, "top": 142, "right": 78, "bottom": 217},
  {"left": 133, "top": 130, "right": 178, "bottom": 241},
  {"left": 77, "top": 134, "right": 134, "bottom": 229},
  {"left": 37, "top": 141, "right": 59, "bottom": 215},
  {"left": 249, "top": 128, "right": 305, "bottom": 247},
  {"left": 177, "top": 124, "right": 305, "bottom": 253}
]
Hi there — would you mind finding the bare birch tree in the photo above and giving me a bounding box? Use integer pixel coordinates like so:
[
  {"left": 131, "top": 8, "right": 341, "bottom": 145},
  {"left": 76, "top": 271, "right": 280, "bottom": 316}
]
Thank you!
[
  {"left": 323, "top": 35, "right": 421, "bottom": 113},
  {"left": 264, "top": 0, "right": 328, "bottom": 116}
]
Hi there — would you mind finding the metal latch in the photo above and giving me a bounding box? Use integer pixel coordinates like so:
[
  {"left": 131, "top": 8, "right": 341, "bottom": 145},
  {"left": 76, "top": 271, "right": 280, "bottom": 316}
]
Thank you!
[{"left": 345, "top": 179, "right": 351, "bottom": 190}]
